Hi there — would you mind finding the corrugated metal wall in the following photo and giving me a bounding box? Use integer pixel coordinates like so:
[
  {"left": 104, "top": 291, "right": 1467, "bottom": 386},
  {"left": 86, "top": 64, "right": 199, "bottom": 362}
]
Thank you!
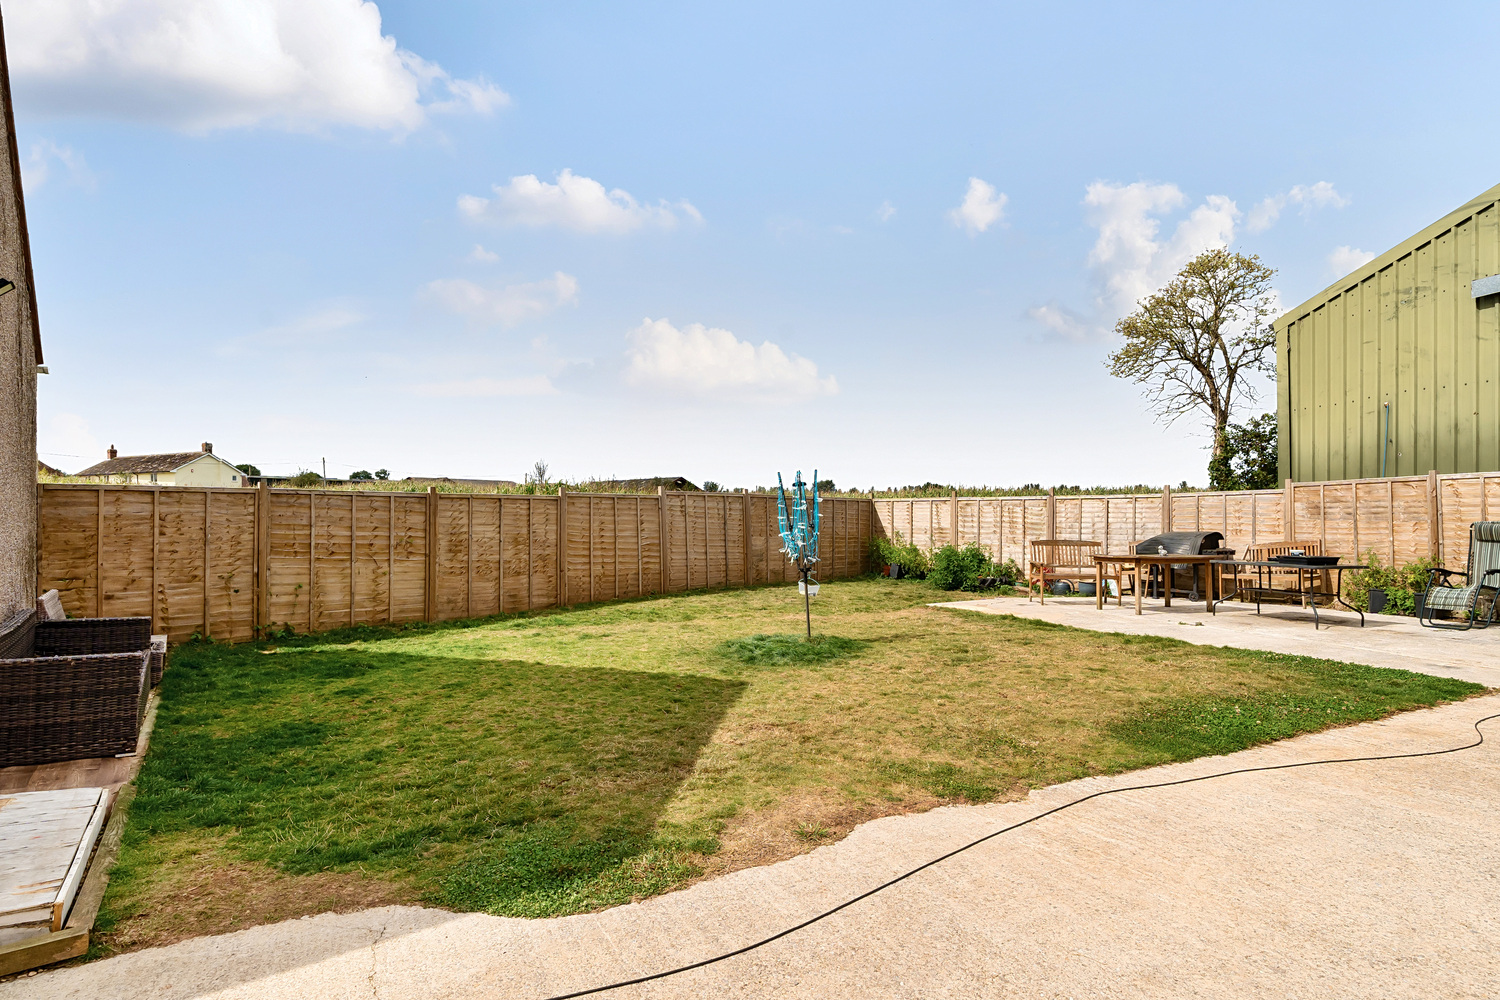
[{"left": 1276, "top": 182, "right": 1500, "bottom": 482}]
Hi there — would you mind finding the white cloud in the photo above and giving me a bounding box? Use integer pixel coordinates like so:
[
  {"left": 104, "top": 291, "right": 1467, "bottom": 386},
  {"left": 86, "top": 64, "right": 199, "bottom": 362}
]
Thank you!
[
  {"left": 459, "top": 169, "right": 701, "bottom": 234},
  {"left": 948, "top": 177, "right": 1007, "bottom": 234},
  {"left": 1246, "top": 181, "right": 1349, "bottom": 233},
  {"left": 424, "top": 272, "right": 579, "bottom": 326},
  {"left": 7, "top": 0, "right": 508, "bottom": 133},
  {"left": 1024, "top": 181, "right": 1243, "bottom": 341},
  {"left": 467, "top": 244, "right": 499, "bottom": 263},
  {"left": 22, "top": 140, "right": 95, "bottom": 190},
  {"left": 414, "top": 375, "right": 557, "bottom": 398},
  {"left": 623, "top": 318, "right": 838, "bottom": 400},
  {"left": 877, "top": 200, "right": 896, "bottom": 222},
  {"left": 1084, "top": 181, "right": 1240, "bottom": 326},
  {"left": 1329, "top": 245, "right": 1377, "bottom": 279}
]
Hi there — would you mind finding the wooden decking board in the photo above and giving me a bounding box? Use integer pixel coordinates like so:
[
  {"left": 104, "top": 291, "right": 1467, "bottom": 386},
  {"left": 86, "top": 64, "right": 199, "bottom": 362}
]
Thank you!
[{"left": 0, "top": 789, "right": 108, "bottom": 932}]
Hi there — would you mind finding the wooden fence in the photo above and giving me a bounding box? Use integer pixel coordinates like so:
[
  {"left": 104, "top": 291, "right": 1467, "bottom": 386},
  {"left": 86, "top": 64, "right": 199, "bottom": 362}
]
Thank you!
[
  {"left": 874, "top": 470, "right": 1500, "bottom": 576},
  {"left": 36, "top": 485, "right": 873, "bottom": 643},
  {"left": 38, "top": 471, "right": 1500, "bottom": 642}
]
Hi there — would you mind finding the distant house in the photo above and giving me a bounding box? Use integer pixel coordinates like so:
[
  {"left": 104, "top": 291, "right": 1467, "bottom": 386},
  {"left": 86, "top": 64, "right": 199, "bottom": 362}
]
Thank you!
[
  {"left": 75, "top": 442, "right": 248, "bottom": 487},
  {"left": 36, "top": 458, "right": 63, "bottom": 477}
]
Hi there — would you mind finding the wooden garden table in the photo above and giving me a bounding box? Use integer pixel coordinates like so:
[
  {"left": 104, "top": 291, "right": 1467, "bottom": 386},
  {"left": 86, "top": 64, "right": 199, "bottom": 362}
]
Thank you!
[{"left": 1092, "top": 553, "right": 1222, "bottom": 614}]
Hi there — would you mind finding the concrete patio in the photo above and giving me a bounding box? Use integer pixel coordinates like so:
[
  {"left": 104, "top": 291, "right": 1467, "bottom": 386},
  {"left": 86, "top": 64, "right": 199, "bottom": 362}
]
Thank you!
[
  {"left": 6, "top": 693, "right": 1496, "bottom": 1000},
  {"left": 937, "top": 594, "right": 1500, "bottom": 690}
]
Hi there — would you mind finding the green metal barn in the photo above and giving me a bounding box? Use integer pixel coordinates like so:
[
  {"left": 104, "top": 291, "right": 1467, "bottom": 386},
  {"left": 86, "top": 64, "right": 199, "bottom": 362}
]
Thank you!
[{"left": 1275, "top": 181, "right": 1500, "bottom": 483}]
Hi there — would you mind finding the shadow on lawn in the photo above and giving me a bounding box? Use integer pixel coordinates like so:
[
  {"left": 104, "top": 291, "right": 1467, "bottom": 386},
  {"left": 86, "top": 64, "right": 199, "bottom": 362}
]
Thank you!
[{"left": 125, "top": 644, "right": 747, "bottom": 920}]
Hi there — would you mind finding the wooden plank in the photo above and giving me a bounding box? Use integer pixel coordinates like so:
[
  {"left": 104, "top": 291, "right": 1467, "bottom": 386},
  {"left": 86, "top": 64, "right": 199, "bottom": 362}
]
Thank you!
[
  {"left": 202, "top": 491, "right": 211, "bottom": 640},
  {"left": 424, "top": 487, "right": 437, "bottom": 621},
  {"left": 497, "top": 498, "right": 506, "bottom": 614},
  {"left": 152, "top": 489, "right": 161, "bottom": 633},
  {"left": 94, "top": 488, "right": 103, "bottom": 617},
  {"left": 309, "top": 493, "right": 318, "bottom": 630},
  {"left": 466, "top": 495, "right": 474, "bottom": 618},
  {"left": 657, "top": 487, "right": 668, "bottom": 593},
  {"left": 557, "top": 488, "right": 568, "bottom": 606},
  {"left": 387, "top": 495, "right": 395, "bottom": 623},
  {"left": 50, "top": 793, "right": 107, "bottom": 931},
  {"left": 350, "top": 496, "right": 357, "bottom": 626},
  {"left": 1428, "top": 469, "right": 1441, "bottom": 561}
]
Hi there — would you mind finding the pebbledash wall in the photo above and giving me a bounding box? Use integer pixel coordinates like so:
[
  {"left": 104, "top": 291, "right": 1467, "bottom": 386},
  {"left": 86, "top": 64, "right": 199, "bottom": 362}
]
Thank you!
[
  {"left": 36, "top": 484, "right": 873, "bottom": 643},
  {"left": 37, "top": 470, "right": 1500, "bottom": 643}
]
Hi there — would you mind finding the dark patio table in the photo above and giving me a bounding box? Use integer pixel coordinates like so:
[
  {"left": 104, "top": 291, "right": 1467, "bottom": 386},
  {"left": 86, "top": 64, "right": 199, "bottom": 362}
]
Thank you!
[
  {"left": 1211, "top": 559, "right": 1368, "bottom": 629},
  {"left": 1092, "top": 553, "right": 1221, "bottom": 614}
]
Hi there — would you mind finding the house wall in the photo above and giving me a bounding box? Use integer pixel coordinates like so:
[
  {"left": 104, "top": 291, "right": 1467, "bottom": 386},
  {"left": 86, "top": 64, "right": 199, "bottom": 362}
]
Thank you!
[
  {"left": 173, "top": 455, "right": 244, "bottom": 487},
  {"left": 1276, "top": 182, "right": 1500, "bottom": 483},
  {"left": 0, "top": 18, "right": 38, "bottom": 623}
]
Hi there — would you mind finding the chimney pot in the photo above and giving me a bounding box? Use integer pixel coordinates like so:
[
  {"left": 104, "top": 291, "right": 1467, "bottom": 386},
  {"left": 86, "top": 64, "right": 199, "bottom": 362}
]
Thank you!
[
  {"left": 202, "top": 442, "right": 212, "bottom": 453},
  {"left": 107, "top": 445, "right": 117, "bottom": 460}
]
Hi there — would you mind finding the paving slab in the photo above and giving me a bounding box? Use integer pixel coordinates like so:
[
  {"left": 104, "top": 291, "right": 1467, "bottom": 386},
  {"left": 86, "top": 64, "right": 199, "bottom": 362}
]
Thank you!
[
  {"left": 940, "top": 594, "right": 1500, "bottom": 689},
  {"left": 8, "top": 692, "right": 1498, "bottom": 1000}
]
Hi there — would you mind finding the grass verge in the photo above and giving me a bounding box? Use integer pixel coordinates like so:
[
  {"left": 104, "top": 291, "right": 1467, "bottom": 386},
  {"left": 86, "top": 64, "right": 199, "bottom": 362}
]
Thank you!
[{"left": 95, "top": 578, "right": 1485, "bottom": 955}]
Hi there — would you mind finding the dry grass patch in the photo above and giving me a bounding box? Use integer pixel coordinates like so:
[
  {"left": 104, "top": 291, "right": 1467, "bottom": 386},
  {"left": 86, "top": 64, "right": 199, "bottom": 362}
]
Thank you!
[
  {"left": 96, "top": 577, "right": 1483, "bottom": 956},
  {"left": 93, "top": 833, "right": 410, "bottom": 954}
]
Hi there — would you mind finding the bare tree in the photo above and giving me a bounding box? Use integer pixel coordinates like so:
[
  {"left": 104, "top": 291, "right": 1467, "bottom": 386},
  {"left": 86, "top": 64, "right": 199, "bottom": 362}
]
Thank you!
[
  {"left": 529, "top": 459, "right": 549, "bottom": 485},
  {"left": 1106, "top": 248, "right": 1277, "bottom": 470}
]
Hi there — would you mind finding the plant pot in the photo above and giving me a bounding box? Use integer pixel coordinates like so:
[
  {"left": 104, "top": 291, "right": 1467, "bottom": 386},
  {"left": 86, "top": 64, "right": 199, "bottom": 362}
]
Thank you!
[
  {"left": 1078, "top": 581, "right": 1097, "bottom": 597},
  {"left": 1050, "top": 581, "right": 1073, "bottom": 596},
  {"left": 887, "top": 564, "right": 903, "bottom": 579},
  {"left": 1367, "top": 588, "right": 1387, "bottom": 614}
]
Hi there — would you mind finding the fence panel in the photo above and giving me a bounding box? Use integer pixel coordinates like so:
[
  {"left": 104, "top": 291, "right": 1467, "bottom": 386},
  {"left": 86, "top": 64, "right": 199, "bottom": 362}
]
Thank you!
[{"left": 44, "top": 472, "right": 1499, "bottom": 642}]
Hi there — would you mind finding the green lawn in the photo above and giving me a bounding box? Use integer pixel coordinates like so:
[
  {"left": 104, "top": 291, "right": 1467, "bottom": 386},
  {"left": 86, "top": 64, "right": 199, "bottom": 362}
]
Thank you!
[{"left": 95, "top": 577, "right": 1484, "bottom": 954}]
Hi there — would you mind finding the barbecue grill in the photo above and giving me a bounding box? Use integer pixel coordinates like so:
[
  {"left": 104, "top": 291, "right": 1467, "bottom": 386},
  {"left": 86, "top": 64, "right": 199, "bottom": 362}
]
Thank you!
[{"left": 1134, "top": 531, "right": 1232, "bottom": 599}]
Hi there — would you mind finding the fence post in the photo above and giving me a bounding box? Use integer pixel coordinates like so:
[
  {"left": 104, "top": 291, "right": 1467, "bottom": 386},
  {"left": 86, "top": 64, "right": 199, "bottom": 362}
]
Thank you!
[
  {"left": 742, "top": 490, "right": 752, "bottom": 587},
  {"left": 657, "top": 485, "right": 669, "bottom": 593},
  {"left": 256, "top": 481, "right": 269, "bottom": 637},
  {"left": 1046, "top": 488, "right": 1056, "bottom": 539},
  {"left": 1161, "top": 484, "right": 1171, "bottom": 533},
  {"left": 557, "top": 486, "right": 568, "bottom": 606},
  {"left": 1283, "top": 478, "right": 1294, "bottom": 541},
  {"left": 1427, "top": 470, "right": 1440, "bottom": 562},
  {"left": 950, "top": 490, "right": 959, "bottom": 547},
  {"left": 425, "top": 486, "right": 437, "bottom": 621},
  {"left": 151, "top": 487, "right": 161, "bottom": 634}
]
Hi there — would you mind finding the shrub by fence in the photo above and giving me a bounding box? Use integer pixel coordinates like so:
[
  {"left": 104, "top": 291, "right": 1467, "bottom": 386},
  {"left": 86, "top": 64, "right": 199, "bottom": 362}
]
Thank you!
[{"left": 36, "top": 484, "right": 873, "bottom": 643}]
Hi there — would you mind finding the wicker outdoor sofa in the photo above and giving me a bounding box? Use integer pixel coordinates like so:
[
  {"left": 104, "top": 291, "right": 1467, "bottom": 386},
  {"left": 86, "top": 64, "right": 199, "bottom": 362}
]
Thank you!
[{"left": 0, "top": 610, "right": 152, "bottom": 767}]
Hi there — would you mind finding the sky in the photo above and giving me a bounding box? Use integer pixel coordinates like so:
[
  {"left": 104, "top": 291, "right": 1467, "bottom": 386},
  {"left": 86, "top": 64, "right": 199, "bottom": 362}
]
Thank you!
[{"left": 14, "top": 1, "right": 1500, "bottom": 488}]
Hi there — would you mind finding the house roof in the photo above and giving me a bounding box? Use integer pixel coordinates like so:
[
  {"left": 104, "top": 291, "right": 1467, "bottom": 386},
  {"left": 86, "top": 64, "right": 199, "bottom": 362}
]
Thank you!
[
  {"left": 37, "top": 458, "right": 63, "bottom": 476},
  {"left": 76, "top": 452, "right": 229, "bottom": 476}
]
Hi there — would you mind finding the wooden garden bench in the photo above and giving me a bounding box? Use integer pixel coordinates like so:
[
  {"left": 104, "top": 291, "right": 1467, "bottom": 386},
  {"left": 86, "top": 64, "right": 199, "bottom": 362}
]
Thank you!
[{"left": 1028, "top": 540, "right": 1103, "bottom": 604}]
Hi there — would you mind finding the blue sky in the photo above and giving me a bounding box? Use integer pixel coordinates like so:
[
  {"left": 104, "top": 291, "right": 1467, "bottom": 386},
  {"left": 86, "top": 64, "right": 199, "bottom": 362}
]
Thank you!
[{"left": 16, "top": 1, "right": 1500, "bottom": 487}]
